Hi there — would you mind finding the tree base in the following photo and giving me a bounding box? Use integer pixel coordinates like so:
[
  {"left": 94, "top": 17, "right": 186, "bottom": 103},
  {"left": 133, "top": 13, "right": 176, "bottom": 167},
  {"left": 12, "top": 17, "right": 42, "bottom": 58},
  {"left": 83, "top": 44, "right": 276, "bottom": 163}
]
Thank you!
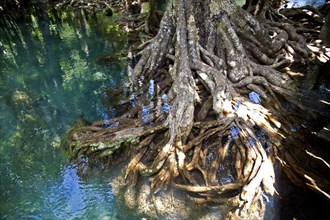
[
  {"left": 62, "top": 0, "right": 330, "bottom": 218},
  {"left": 110, "top": 164, "right": 275, "bottom": 220}
]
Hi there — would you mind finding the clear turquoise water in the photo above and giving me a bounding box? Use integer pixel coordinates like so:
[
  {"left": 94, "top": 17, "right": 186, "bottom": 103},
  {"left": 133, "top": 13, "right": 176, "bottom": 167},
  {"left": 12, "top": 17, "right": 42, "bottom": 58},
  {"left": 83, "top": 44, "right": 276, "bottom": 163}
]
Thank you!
[
  {"left": 0, "top": 8, "right": 134, "bottom": 220},
  {"left": 1, "top": 1, "right": 327, "bottom": 219}
]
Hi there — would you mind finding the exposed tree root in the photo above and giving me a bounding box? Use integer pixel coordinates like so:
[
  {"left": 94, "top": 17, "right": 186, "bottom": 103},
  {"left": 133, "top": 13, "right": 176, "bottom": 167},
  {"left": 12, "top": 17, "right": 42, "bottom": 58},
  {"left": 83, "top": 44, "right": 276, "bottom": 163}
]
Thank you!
[
  {"left": 55, "top": 0, "right": 118, "bottom": 14},
  {"left": 63, "top": 0, "right": 330, "bottom": 218}
]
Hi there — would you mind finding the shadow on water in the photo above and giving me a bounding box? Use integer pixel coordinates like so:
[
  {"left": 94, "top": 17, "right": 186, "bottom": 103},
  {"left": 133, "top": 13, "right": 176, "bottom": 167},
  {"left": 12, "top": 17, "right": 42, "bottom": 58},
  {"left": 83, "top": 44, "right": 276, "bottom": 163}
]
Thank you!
[{"left": 0, "top": 3, "right": 138, "bottom": 220}]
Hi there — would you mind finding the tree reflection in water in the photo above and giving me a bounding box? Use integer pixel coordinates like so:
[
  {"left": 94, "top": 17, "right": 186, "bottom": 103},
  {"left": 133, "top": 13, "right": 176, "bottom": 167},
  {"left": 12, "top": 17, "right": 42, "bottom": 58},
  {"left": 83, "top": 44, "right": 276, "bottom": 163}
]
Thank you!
[{"left": 0, "top": 4, "right": 135, "bottom": 220}]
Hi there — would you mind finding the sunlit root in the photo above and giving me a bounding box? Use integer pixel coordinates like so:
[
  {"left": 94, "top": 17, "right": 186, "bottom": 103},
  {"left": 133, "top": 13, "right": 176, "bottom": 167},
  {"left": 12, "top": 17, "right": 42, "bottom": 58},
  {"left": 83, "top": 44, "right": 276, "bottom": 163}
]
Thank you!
[
  {"left": 173, "top": 182, "right": 242, "bottom": 194},
  {"left": 63, "top": 0, "right": 330, "bottom": 218}
]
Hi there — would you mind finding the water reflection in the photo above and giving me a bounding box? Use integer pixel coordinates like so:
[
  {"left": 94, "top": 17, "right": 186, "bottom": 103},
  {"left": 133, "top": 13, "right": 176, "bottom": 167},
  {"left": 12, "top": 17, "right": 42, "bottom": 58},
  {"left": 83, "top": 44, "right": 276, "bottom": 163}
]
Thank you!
[
  {"left": 283, "top": 0, "right": 325, "bottom": 8},
  {"left": 43, "top": 166, "right": 117, "bottom": 220},
  {"left": 0, "top": 5, "right": 129, "bottom": 220}
]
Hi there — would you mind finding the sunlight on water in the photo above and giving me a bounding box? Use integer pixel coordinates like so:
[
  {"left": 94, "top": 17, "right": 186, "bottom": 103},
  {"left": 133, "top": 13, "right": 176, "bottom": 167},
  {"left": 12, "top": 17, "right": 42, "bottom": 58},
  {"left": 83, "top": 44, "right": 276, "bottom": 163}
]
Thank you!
[
  {"left": 0, "top": 6, "right": 133, "bottom": 220},
  {"left": 41, "top": 166, "right": 117, "bottom": 220},
  {"left": 1, "top": 1, "right": 327, "bottom": 219},
  {"left": 283, "top": 0, "right": 325, "bottom": 8}
]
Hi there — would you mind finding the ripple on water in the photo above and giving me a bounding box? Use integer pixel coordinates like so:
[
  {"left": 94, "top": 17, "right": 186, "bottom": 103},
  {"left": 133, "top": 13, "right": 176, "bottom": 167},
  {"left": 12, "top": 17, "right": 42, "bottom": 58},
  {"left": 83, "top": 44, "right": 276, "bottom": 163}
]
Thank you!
[
  {"left": 0, "top": 5, "right": 130, "bottom": 220},
  {"left": 41, "top": 165, "right": 117, "bottom": 219}
]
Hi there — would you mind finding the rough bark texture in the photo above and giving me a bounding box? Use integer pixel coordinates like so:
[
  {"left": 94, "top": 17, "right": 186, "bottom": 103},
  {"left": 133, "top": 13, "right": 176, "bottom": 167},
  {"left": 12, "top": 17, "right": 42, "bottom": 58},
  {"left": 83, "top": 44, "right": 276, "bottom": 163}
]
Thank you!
[
  {"left": 63, "top": 0, "right": 330, "bottom": 218},
  {"left": 320, "top": 8, "right": 330, "bottom": 46}
]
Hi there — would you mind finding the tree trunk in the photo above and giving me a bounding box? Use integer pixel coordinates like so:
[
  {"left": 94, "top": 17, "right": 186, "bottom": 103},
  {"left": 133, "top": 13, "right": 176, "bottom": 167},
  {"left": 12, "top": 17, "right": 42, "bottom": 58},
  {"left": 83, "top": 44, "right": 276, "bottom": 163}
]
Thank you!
[
  {"left": 64, "top": 0, "right": 330, "bottom": 218},
  {"left": 146, "top": 0, "right": 159, "bottom": 31},
  {"left": 320, "top": 9, "right": 330, "bottom": 46}
]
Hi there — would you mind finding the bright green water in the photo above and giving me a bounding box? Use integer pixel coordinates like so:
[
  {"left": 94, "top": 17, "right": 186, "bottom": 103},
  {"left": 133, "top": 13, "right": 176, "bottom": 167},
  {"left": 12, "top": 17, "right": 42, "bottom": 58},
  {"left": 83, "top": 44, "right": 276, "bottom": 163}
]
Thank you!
[{"left": 0, "top": 8, "right": 135, "bottom": 220}]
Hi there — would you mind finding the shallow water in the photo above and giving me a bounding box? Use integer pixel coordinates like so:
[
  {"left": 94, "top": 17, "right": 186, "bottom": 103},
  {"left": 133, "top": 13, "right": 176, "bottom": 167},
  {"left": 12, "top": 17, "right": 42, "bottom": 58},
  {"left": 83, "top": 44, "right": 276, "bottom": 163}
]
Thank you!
[
  {"left": 0, "top": 7, "right": 136, "bottom": 220},
  {"left": 1, "top": 1, "right": 328, "bottom": 219}
]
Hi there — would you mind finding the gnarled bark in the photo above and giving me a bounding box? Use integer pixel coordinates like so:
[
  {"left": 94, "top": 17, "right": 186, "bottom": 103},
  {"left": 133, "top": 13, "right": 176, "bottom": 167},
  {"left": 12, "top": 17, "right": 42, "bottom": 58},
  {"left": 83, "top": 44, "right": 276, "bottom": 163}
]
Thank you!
[{"left": 63, "top": 0, "right": 330, "bottom": 218}]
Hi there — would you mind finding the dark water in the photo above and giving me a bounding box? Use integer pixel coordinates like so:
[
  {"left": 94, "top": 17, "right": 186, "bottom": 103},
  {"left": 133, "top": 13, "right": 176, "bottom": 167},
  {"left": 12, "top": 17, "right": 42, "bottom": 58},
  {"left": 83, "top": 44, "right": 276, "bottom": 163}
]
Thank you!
[{"left": 0, "top": 7, "right": 134, "bottom": 220}]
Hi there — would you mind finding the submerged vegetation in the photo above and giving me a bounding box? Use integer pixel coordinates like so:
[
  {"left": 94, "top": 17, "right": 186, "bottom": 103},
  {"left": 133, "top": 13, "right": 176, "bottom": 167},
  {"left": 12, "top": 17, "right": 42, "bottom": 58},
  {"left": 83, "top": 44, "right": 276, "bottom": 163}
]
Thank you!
[
  {"left": 1, "top": 0, "right": 329, "bottom": 219},
  {"left": 0, "top": 2, "right": 133, "bottom": 219}
]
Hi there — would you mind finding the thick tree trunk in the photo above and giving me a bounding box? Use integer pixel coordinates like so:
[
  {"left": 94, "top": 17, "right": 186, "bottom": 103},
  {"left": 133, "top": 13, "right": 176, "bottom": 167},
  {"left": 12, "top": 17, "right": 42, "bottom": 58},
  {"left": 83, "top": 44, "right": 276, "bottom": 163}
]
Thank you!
[{"left": 64, "top": 0, "right": 330, "bottom": 218}]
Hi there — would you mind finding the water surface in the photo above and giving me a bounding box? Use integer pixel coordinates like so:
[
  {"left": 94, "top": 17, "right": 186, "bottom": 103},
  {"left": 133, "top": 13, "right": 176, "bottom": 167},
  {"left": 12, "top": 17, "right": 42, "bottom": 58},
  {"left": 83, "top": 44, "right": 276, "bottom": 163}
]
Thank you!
[
  {"left": 0, "top": 7, "right": 134, "bottom": 220},
  {"left": 1, "top": 1, "right": 328, "bottom": 219}
]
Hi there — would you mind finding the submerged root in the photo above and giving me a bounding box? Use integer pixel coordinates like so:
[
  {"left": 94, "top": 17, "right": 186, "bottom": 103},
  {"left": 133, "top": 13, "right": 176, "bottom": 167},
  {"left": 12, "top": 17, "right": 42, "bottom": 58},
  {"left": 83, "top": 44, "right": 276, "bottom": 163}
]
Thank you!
[{"left": 63, "top": 0, "right": 330, "bottom": 218}]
